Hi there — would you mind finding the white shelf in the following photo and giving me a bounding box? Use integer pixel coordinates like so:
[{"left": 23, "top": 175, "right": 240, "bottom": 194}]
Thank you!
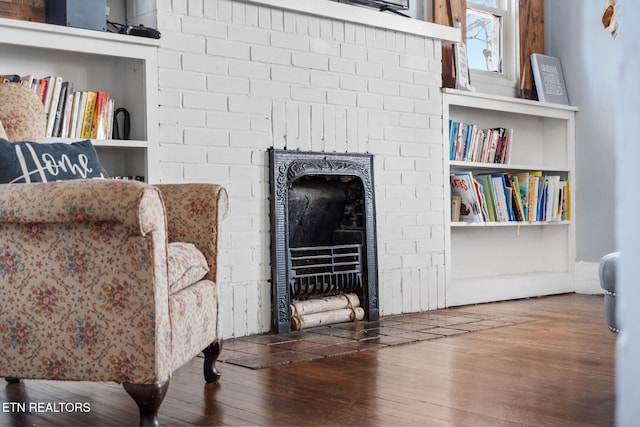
[
  {"left": 0, "top": 18, "right": 158, "bottom": 182},
  {"left": 442, "top": 88, "right": 578, "bottom": 114},
  {"left": 46, "top": 138, "right": 149, "bottom": 149},
  {"left": 449, "top": 160, "right": 571, "bottom": 174},
  {"left": 442, "top": 89, "right": 576, "bottom": 309},
  {"left": 91, "top": 140, "right": 149, "bottom": 149},
  {"left": 451, "top": 221, "right": 571, "bottom": 228}
]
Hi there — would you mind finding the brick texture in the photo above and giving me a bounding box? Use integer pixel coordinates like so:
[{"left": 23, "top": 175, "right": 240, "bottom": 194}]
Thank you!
[{"left": 150, "top": 0, "right": 446, "bottom": 338}]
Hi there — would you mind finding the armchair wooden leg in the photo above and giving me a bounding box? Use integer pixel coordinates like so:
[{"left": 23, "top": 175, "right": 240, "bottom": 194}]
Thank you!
[
  {"left": 203, "top": 339, "right": 223, "bottom": 383},
  {"left": 123, "top": 380, "right": 169, "bottom": 427}
]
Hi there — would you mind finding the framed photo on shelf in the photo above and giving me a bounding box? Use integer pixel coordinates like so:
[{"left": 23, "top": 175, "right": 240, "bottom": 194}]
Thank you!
[
  {"left": 454, "top": 42, "right": 474, "bottom": 91},
  {"left": 530, "top": 53, "right": 569, "bottom": 104}
]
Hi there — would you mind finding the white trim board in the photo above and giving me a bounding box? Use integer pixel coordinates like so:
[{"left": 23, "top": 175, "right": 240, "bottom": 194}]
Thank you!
[
  {"left": 575, "top": 261, "right": 603, "bottom": 295},
  {"left": 242, "top": 0, "right": 460, "bottom": 42}
]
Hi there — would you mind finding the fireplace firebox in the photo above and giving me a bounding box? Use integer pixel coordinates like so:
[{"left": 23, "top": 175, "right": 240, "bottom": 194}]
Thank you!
[{"left": 269, "top": 149, "right": 379, "bottom": 334}]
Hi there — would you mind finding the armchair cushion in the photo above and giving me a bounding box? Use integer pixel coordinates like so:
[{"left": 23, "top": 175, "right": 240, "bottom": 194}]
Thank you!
[
  {"left": 0, "top": 82, "right": 46, "bottom": 143},
  {"left": 0, "top": 138, "right": 108, "bottom": 183},
  {"left": 167, "top": 242, "right": 209, "bottom": 294}
]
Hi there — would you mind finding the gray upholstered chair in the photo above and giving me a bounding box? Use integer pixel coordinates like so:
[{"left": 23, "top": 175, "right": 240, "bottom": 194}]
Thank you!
[{"left": 598, "top": 252, "right": 619, "bottom": 333}]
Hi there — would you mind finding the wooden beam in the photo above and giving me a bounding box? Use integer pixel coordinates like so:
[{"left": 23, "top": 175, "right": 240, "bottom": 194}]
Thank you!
[
  {"left": 433, "top": 0, "right": 467, "bottom": 88},
  {"left": 519, "top": 0, "right": 545, "bottom": 99},
  {"left": 0, "top": 1, "right": 45, "bottom": 22}
]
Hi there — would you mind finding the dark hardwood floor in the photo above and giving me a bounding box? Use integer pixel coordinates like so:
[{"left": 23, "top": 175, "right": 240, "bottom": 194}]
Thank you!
[{"left": 0, "top": 293, "right": 615, "bottom": 426}]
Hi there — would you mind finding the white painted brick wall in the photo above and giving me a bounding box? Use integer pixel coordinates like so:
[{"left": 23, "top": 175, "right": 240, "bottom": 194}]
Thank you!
[{"left": 152, "top": 0, "right": 446, "bottom": 338}]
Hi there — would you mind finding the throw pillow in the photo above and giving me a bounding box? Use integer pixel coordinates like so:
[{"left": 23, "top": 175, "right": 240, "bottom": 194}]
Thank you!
[
  {"left": 0, "top": 138, "right": 109, "bottom": 184},
  {"left": 167, "top": 242, "right": 210, "bottom": 294}
]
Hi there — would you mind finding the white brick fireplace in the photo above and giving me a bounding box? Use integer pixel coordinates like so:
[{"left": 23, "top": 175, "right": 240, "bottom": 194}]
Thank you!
[{"left": 146, "top": 0, "right": 458, "bottom": 337}]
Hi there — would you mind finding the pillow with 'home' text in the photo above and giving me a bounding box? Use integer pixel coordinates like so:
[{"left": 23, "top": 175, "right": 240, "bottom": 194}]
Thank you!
[{"left": 0, "top": 138, "right": 109, "bottom": 184}]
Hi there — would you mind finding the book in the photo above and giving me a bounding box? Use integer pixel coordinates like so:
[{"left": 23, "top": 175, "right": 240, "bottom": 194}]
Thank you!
[
  {"left": 451, "top": 195, "right": 461, "bottom": 222},
  {"left": 527, "top": 172, "right": 542, "bottom": 221},
  {"left": 544, "top": 175, "right": 562, "bottom": 222},
  {"left": 564, "top": 180, "right": 571, "bottom": 221},
  {"left": 475, "top": 174, "right": 497, "bottom": 222},
  {"left": 450, "top": 172, "right": 484, "bottom": 222},
  {"left": 36, "top": 78, "right": 48, "bottom": 103},
  {"left": 91, "top": 91, "right": 110, "bottom": 139},
  {"left": 2, "top": 74, "right": 21, "bottom": 83},
  {"left": 448, "top": 121, "right": 513, "bottom": 164},
  {"left": 80, "top": 91, "right": 98, "bottom": 139},
  {"left": 473, "top": 177, "right": 489, "bottom": 222},
  {"left": 509, "top": 175, "right": 526, "bottom": 222},
  {"left": 530, "top": 53, "right": 569, "bottom": 105},
  {"left": 60, "top": 89, "right": 75, "bottom": 138},
  {"left": 105, "top": 99, "right": 115, "bottom": 140},
  {"left": 41, "top": 76, "right": 56, "bottom": 121},
  {"left": 45, "top": 76, "right": 64, "bottom": 137},
  {"left": 20, "top": 74, "right": 37, "bottom": 90},
  {"left": 490, "top": 174, "right": 511, "bottom": 222},
  {"left": 74, "top": 91, "right": 89, "bottom": 138},
  {"left": 510, "top": 172, "right": 530, "bottom": 221},
  {"left": 51, "top": 81, "right": 71, "bottom": 138}
]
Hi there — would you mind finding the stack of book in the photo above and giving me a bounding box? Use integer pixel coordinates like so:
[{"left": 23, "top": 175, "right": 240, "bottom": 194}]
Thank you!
[
  {"left": 449, "top": 120, "right": 513, "bottom": 164},
  {"left": 450, "top": 171, "right": 570, "bottom": 223},
  {"left": 2, "top": 73, "right": 115, "bottom": 140}
]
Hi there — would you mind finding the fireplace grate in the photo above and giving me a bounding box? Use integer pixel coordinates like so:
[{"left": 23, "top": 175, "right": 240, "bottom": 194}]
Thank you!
[{"left": 289, "top": 244, "right": 363, "bottom": 299}]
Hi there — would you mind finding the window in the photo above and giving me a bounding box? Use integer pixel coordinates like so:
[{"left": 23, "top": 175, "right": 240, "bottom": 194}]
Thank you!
[
  {"left": 467, "top": 1, "right": 504, "bottom": 73},
  {"left": 466, "top": 0, "right": 518, "bottom": 92}
]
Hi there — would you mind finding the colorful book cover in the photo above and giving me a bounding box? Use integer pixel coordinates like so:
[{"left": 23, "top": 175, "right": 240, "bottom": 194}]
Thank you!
[
  {"left": 510, "top": 172, "right": 530, "bottom": 221},
  {"left": 91, "top": 91, "right": 110, "bottom": 139},
  {"left": 450, "top": 172, "right": 484, "bottom": 222},
  {"left": 528, "top": 172, "right": 543, "bottom": 221},
  {"left": 509, "top": 175, "right": 526, "bottom": 222},
  {"left": 490, "top": 174, "right": 510, "bottom": 222},
  {"left": 475, "top": 174, "right": 497, "bottom": 222}
]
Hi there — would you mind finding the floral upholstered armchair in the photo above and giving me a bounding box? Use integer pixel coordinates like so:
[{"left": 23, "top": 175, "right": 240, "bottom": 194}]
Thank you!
[
  {"left": 0, "top": 179, "right": 227, "bottom": 426},
  {"left": 0, "top": 83, "right": 227, "bottom": 426}
]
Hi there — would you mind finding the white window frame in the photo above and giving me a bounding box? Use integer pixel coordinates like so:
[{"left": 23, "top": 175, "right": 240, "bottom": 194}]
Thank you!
[{"left": 466, "top": 0, "right": 519, "bottom": 96}]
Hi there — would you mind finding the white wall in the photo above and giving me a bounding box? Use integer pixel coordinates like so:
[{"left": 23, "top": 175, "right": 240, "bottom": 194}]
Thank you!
[{"left": 544, "top": 0, "right": 618, "bottom": 264}]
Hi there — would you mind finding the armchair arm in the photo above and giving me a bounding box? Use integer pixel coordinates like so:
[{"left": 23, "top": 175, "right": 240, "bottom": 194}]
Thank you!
[
  {"left": 0, "top": 180, "right": 165, "bottom": 236},
  {"left": 155, "top": 183, "right": 227, "bottom": 283},
  {"left": 0, "top": 179, "right": 172, "bottom": 384}
]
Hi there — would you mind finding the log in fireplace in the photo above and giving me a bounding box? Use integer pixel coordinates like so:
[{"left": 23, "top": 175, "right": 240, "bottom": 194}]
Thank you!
[{"left": 269, "top": 149, "right": 379, "bottom": 334}]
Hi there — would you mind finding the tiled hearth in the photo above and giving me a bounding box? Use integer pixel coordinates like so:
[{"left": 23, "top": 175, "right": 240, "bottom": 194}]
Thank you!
[{"left": 219, "top": 304, "right": 533, "bottom": 369}]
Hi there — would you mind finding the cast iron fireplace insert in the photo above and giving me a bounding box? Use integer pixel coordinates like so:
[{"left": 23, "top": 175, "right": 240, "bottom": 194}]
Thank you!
[{"left": 269, "top": 149, "right": 379, "bottom": 334}]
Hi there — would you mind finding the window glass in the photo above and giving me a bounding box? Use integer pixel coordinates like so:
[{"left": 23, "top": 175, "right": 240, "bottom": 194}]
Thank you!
[
  {"left": 471, "top": 0, "right": 499, "bottom": 6},
  {"left": 466, "top": 9, "right": 502, "bottom": 73}
]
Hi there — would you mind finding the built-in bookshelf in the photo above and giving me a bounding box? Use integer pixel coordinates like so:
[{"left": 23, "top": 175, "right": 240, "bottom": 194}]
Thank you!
[
  {"left": 442, "top": 88, "right": 577, "bottom": 308},
  {"left": 0, "top": 17, "right": 158, "bottom": 182}
]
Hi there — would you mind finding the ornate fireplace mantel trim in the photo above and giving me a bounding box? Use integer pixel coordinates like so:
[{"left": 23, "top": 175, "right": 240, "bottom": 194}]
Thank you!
[{"left": 269, "top": 149, "right": 380, "bottom": 334}]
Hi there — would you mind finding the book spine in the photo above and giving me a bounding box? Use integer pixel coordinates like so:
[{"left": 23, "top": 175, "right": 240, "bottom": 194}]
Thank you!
[
  {"left": 80, "top": 91, "right": 98, "bottom": 139},
  {"left": 51, "top": 82, "right": 69, "bottom": 138},
  {"left": 45, "top": 77, "right": 64, "bottom": 137},
  {"left": 105, "top": 99, "right": 115, "bottom": 140},
  {"left": 69, "top": 91, "right": 81, "bottom": 138},
  {"left": 91, "top": 92, "right": 110, "bottom": 139},
  {"left": 60, "top": 89, "right": 74, "bottom": 138},
  {"left": 36, "top": 78, "right": 48, "bottom": 104}
]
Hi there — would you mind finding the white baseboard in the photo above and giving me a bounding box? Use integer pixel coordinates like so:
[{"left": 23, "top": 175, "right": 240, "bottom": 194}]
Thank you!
[{"left": 575, "top": 261, "right": 603, "bottom": 295}]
